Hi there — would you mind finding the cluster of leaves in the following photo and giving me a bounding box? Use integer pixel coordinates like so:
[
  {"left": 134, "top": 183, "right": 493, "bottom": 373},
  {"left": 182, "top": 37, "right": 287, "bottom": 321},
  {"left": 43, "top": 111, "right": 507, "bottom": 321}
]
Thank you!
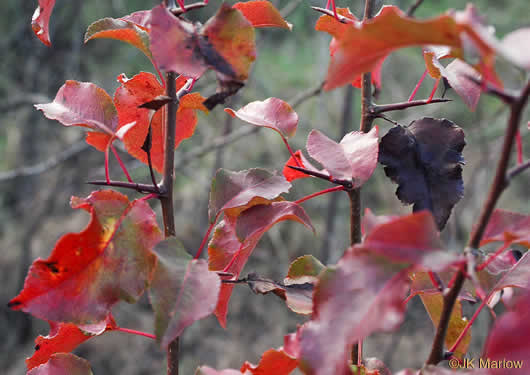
[{"left": 14, "top": 1, "right": 530, "bottom": 374}]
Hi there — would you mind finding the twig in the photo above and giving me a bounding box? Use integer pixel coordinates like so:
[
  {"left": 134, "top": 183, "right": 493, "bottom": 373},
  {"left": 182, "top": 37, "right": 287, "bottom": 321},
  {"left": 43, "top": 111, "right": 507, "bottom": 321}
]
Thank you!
[
  {"left": 311, "top": 7, "right": 355, "bottom": 24},
  {"left": 0, "top": 141, "right": 89, "bottom": 182},
  {"left": 170, "top": 1, "right": 207, "bottom": 16},
  {"left": 163, "top": 71, "right": 180, "bottom": 375},
  {"left": 373, "top": 98, "right": 451, "bottom": 114},
  {"left": 406, "top": 0, "right": 425, "bottom": 17},
  {"left": 286, "top": 165, "right": 353, "bottom": 188},
  {"left": 87, "top": 180, "right": 160, "bottom": 194},
  {"left": 375, "top": 113, "right": 403, "bottom": 127},
  {"left": 507, "top": 159, "right": 530, "bottom": 182},
  {"left": 426, "top": 79, "right": 530, "bottom": 365}
]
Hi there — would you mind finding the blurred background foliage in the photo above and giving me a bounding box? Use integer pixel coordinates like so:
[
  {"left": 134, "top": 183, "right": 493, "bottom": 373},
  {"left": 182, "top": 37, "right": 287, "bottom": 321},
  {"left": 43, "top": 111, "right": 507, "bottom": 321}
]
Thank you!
[{"left": 1, "top": 0, "right": 528, "bottom": 374}]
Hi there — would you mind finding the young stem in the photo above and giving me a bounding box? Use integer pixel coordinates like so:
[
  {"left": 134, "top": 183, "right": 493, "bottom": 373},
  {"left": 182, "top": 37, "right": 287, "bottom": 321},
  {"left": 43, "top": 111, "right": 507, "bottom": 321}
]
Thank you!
[
  {"left": 161, "top": 71, "right": 179, "bottom": 375},
  {"left": 408, "top": 69, "right": 427, "bottom": 102},
  {"left": 295, "top": 186, "right": 345, "bottom": 205},
  {"left": 111, "top": 144, "right": 133, "bottom": 183},
  {"left": 426, "top": 80, "right": 530, "bottom": 366},
  {"left": 115, "top": 326, "right": 156, "bottom": 340}
]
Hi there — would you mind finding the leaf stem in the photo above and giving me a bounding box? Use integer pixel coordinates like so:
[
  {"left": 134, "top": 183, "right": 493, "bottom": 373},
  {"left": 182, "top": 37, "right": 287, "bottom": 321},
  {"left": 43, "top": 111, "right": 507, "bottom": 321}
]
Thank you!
[
  {"left": 311, "top": 7, "right": 355, "bottom": 24},
  {"left": 111, "top": 144, "right": 133, "bottom": 183},
  {"left": 408, "top": 69, "right": 427, "bottom": 102},
  {"left": 476, "top": 242, "right": 510, "bottom": 272},
  {"left": 194, "top": 220, "right": 216, "bottom": 260},
  {"left": 105, "top": 146, "right": 111, "bottom": 184},
  {"left": 115, "top": 326, "right": 156, "bottom": 340},
  {"left": 87, "top": 180, "right": 160, "bottom": 194},
  {"left": 295, "top": 186, "right": 345, "bottom": 205},
  {"left": 281, "top": 136, "right": 302, "bottom": 168}
]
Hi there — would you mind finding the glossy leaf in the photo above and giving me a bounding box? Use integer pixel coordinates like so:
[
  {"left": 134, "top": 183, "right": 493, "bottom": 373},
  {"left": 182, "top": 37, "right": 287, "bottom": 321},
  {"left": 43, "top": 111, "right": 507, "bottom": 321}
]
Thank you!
[
  {"left": 306, "top": 126, "right": 379, "bottom": 185},
  {"left": 233, "top": 1, "right": 292, "bottom": 30},
  {"left": 35, "top": 81, "right": 120, "bottom": 152},
  {"left": 424, "top": 50, "right": 482, "bottom": 110},
  {"left": 315, "top": 5, "right": 499, "bottom": 90},
  {"left": 32, "top": 0, "right": 56, "bottom": 46},
  {"left": 379, "top": 118, "right": 466, "bottom": 230},
  {"left": 238, "top": 272, "right": 314, "bottom": 315},
  {"left": 209, "top": 202, "right": 313, "bottom": 326},
  {"left": 9, "top": 190, "right": 161, "bottom": 324},
  {"left": 26, "top": 316, "right": 116, "bottom": 370},
  {"left": 114, "top": 72, "right": 207, "bottom": 173},
  {"left": 27, "top": 353, "right": 92, "bottom": 375},
  {"left": 149, "top": 238, "right": 220, "bottom": 348},
  {"left": 208, "top": 168, "right": 291, "bottom": 223},
  {"left": 85, "top": 16, "right": 152, "bottom": 60},
  {"left": 481, "top": 209, "right": 530, "bottom": 247},
  {"left": 420, "top": 293, "right": 470, "bottom": 358},
  {"left": 225, "top": 98, "right": 298, "bottom": 138}
]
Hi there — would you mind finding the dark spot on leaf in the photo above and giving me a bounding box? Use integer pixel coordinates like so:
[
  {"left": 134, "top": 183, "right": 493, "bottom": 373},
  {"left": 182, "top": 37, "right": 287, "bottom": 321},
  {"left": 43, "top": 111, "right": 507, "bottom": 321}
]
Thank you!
[
  {"left": 45, "top": 261, "right": 60, "bottom": 273},
  {"left": 7, "top": 300, "right": 21, "bottom": 308},
  {"left": 35, "top": 344, "right": 40, "bottom": 351}
]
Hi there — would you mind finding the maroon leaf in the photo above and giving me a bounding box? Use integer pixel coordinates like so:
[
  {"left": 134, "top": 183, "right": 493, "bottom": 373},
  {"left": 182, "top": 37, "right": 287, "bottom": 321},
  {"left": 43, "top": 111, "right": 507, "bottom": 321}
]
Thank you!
[
  {"left": 483, "top": 292, "right": 530, "bottom": 373},
  {"left": 298, "top": 248, "right": 410, "bottom": 375},
  {"left": 306, "top": 126, "right": 379, "bottom": 186},
  {"left": 149, "top": 4, "right": 255, "bottom": 81},
  {"left": 225, "top": 97, "right": 299, "bottom": 138},
  {"left": 209, "top": 202, "right": 313, "bottom": 326},
  {"left": 379, "top": 117, "right": 466, "bottom": 230},
  {"left": 481, "top": 209, "right": 530, "bottom": 247},
  {"left": 27, "top": 353, "right": 92, "bottom": 375},
  {"left": 208, "top": 168, "right": 291, "bottom": 224},
  {"left": 31, "top": 0, "right": 56, "bottom": 46},
  {"left": 149, "top": 238, "right": 220, "bottom": 348}
]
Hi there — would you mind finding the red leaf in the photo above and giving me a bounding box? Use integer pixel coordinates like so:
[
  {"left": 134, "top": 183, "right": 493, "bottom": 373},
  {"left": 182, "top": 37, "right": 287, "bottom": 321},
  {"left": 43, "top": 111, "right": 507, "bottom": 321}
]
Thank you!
[
  {"left": 26, "top": 316, "right": 116, "bottom": 370},
  {"left": 148, "top": 238, "right": 220, "bottom": 349},
  {"left": 297, "top": 212, "right": 461, "bottom": 375},
  {"left": 352, "top": 56, "right": 385, "bottom": 89},
  {"left": 481, "top": 209, "right": 530, "bottom": 247},
  {"left": 298, "top": 249, "right": 410, "bottom": 375},
  {"left": 225, "top": 97, "right": 298, "bottom": 138},
  {"left": 316, "top": 5, "right": 498, "bottom": 90},
  {"left": 114, "top": 72, "right": 206, "bottom": 173},
  {"left": 149, "top": 4, "right": 256, "bottom": 81},
  {"left": 233, "top": 1, "right": 292, "bottom": 30},
  {"left": 84, "top": 16, "right": 153, "bottom": 61},
  {"left": 31, "top": 0, "right": 56, "bottom": 47},
  {"left": 361, "top": 208, "right": 399, "bottom": 237},
  {"left": 208, "top": 168, "right": 291, "bottom": 223},
  {"left": 208, "top": 202, "right": 313, "bottom": 326},
  {"left": 27, "top": 353, "right": 92, "bottom": 375},
  {"left": 306, "top": 126, "right": 379, "bottom": 186},
  {"left": 9, "top": 190, "right": 161, "bottom": 324},
  {"left": 282, "top": 150, "right": 320, "bottom": 182},
  {"left": 35, "top": 81, "right": 120, "bottom": 152},
  {"left": 197, "top": 347, "right": 297, "bottom": 375},
  {"left": 483, "top": 293, "right": 530, "bottom": 373},
  {"left": 240, "top": 348, "right": 298, "bottom": 374}
]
